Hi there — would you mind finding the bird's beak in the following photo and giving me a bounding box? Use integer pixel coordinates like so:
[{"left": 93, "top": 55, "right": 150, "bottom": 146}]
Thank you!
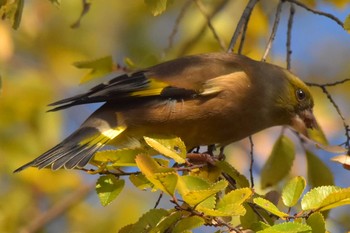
[
  {"left": 298, "top": 109, "right": 317, "bottom": 129},
  {"left": 290, "top": 109, "right": 317, "bottom": 135}
]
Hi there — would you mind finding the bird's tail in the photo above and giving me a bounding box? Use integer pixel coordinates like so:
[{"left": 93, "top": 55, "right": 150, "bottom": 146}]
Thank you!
[{"left": 14, "top": 108, "right": 127, "bottom": 172}]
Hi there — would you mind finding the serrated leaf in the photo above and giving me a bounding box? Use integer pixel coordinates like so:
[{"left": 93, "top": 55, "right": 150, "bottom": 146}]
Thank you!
[
  {"left": 282, "top": 176, "right": 306, "bottom": 207},
  {"left": 217, "top": 188, "right": 253, "bottom": 212},
  {"left": 189, "top": 164, "right": 222, "bottom": 183},
  {"left": 306, "top": 212, "right": 326, "bottom": 233},
  {"left": 73, "top": 56, "right": 114, "bottom": 83},
  {"left": 177, "top": 175, "right": 227, "bottom": 206},
  {"left": 144, "top": 136, "right": 186, "bottom": 164},
  {"left": 253, "top": 197, "right": 289, "bottom": 219},
  {"left": 344, "top": 14, "right": 350, "bottom": 32},
  {"left": 306, "top": 150, "right": 334, "bottom": 187},
  {"left": 150, "top": 211, "right": 183, "bottom": 233},
  {"left": 128, "top": 208, "right": 169, "bottom": 233},
  {"left": 96, "top": 175, "right": 125, "bottom": 206},
  {"left": 216, "top": 160, "right": 250, "bottom": 188},
  {"left": 172, "top": 216, "right": 205, "bottom": 233},
  {"left": 261, "top": 136, "right": 295, "bottom": 189},
  {"left": 92, "top": 148, "right": 143, "bottom": 167},
  {"left": 129, "top": 173, "right": 153, "bottom": 190},
  {"left": 301, "top": 186, "right": 341, "bottom": 210},
  {"left": 257, "top": 222, "right": 312, "bottom": 233},
  {"left": 135, "top": 153, "right": 177, "bottom": 196},
  {"left": 318, "top": 187, "right": 350, "bottom": 211},
  {"left": 196, "top": 188, "right": 251, "bottom": 217},
  {"left": 144, "top": 0, "right": 172, "bottom": 16}
]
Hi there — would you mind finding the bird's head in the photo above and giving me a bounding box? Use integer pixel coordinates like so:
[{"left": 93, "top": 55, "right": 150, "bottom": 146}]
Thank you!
[{"left": 277, "top": 70, "right": 317, "bottom": 132}]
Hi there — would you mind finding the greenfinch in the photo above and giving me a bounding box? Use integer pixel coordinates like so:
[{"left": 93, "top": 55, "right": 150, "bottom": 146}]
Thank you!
[{"left": 14, "top": 53, "right": 316, "bottom": 172}]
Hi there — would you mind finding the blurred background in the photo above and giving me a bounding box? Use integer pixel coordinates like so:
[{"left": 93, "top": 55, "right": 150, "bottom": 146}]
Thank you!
[{"left": 1, "top": 0, "right": 350, "bottom": 232}]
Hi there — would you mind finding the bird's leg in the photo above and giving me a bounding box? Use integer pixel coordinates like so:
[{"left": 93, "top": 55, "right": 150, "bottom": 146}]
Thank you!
[{"left": 218, "top": 146, "right": 226, "bottom": 160}]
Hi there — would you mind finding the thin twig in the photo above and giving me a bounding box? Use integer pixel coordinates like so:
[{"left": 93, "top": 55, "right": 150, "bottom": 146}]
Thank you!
[
  {"left": 262, "top": 1, "right": 283, "bottom": 62},
  {"left": 165, "top": 0, "right": 192, "bottom": 52},
  {"left": 195, "top": 0, "right": 226, "bottom": 51},
  {"left": 178, "top": 0, "right": 229, "bottom": 56},
  {"left": 227, "top": 0, "right": 259, "bottom": 53},
  {"left": 286, "top": 4, "right": 295, "bottom": 70},
  {"left": 248, "top": 136, "right": 255, "bottom": 188},
  {"left": 284, "top": 0, "right": 343, "bottom": 27},
  {"left": 319, "top": 86, "right": 350, "bottom": 148},
  {"left": 237, "top": 5, "right": 253, "bottom": 55},
  {"left": 154, "top": 192, "right": 164, "bottom": 209},
  {"left": 306, "top": 78, "right": 350, "bottom": 87},
  {"left": 20, "top": 183, "right": 95, "bottom": 233}
]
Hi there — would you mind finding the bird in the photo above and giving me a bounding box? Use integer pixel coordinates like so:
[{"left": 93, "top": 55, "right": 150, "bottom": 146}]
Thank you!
[{"left": 14, "top": 52, "right": 316, "bottom": 172}]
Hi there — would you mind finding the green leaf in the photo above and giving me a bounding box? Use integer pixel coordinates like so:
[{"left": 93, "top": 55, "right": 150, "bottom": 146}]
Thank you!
[
  {"left": 96, "top": 175, "right": 125, "bottom": 206},
  {"left": 73, "top": 56, "right": 114, "bottom": 83},
  {"left": 307, "top": 126, "right": 328, "bottom": 145},
  {"left": 197, "top": 188, "right": 252, "bottom": 217},
  {"left": 253, "top": 197, "right": 289, "bottom": 219},
  {"left": 172, "top": 216, "right": 205, "bottom": 233},
  {"left": 177, "top": 175, "right": 227, "bottom": 206},
  {"left": 128, "top": 208, "right": 169, "bottom": 233},
  {"left": 306, "top": 212, "right": 326, "bottom": 233},
  {"left": 144, "top": 135, "right": 186, "bottom": 163},
  {"left": 257, "top": 222, "right": 312, "bottom": 233},
  {"left": 344, "top": 14, "right": 350, "bottom": 32},
  {"left": 240, "top": 203, "right": 274, "bottom": 230},
  {"left": 301, "top": 186, "right": 341, "bottom": 211},
  {"left": 282, "top": 176, "right": 306, "bottom": 207},
  {"left": 149, "top": 211, "right": 183, "bottom": 233},
  {"left": 306, "top": 150, "right": 334, "bottom": 187},
  {"left": 135, "top": 153, "right": 178, "bottom": 196},
  {"left": 13, "top": 0, "right": 23, "bottom": 29},
  {"left": 216, "top": 188, "right": 253, "bottom": 213},
  {"left": 144, "top": 0, "right": 172, "bottom": 16},
  {"left": 317, "top": 187, "right": 350, "bottom": 211},
  {"left": 129, "top": 173, "right": 153, "bottom": 190},
  {"left": 216, "top": 160, "right": 250, "bottom": 188},
  {"left": 92, "top": 148, "right": 144, "bottom": 167},
  {"left": 261, "top": 136, "right": 295, "bottom": 189}
]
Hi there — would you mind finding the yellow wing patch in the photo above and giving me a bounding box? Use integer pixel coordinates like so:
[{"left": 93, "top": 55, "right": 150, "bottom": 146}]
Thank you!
[
  {"left": 130, "top": 78, "right": 169, "bottom": 97},
  {"left": 79, "top": 125, "right": 127, "bottom": 147}
]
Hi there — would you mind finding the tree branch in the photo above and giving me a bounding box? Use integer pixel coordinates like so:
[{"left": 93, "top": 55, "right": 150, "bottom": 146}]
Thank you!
[
  {"left": 285, "top": 0, "right": 343, "bottom": 27},
  {"left": 286, "top": 3, "right": 295, "bottom": 70},
  {"left": 20, "top": 183, "right": 95, "bottom": 233},
  {"left": 195, "top": 0, "right": 226, "bottom": 51},
  {"left": 227, "top": 0, "right": 259, "bottom": 53},
  {"left": 262, "top": 1, "right": 283, "bottom": 62}
]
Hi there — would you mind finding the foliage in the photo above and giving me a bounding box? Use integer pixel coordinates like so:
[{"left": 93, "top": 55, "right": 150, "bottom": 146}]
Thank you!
[{"left": 2, "top": 0, "right": 350, "bottom": 232}]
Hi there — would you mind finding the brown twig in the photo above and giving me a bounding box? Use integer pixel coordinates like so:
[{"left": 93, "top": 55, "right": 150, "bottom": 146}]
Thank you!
[
  {"left": 19, "top": 183, "right": 95, "bottom": 233},
  {"left": 154, "top": 192, "right": 164, "bottom": 209},
  {"left": 286, "top": 4, "right": 295, "bottom": 70},
  {"left": 227, "top": 0, "right": 259, "bottom": 53},
  {"left": 320, "top": 86, "right": 350, "bottom": 148},
  {"left": 306, "top": 78, "right": 350, "bottom": 87},
  {"left": 284, "top": 0, "right": 343, "bottom": 27},
  {"left": 166, "top": 0, "right": 192, "bottom": 52},
  {"left": 262, "top": 1, "right": 283, "bottom": 62},
  {"left": 237, "top": 5, "right": 253, "bottom": 55},
  {"left": 178, "top": 0, "right": 229, "bottom": 56},
  {"left": 248, "top": 136, "right": 255, "bottom": 188},
  {"left": 194, "top": 0, "right": 226, "bottom": 51}
]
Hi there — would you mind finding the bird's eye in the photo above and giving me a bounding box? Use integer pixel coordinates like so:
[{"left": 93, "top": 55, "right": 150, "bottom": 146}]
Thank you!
[{"left": 296, "top": 89, "right": 306, "bottom": 101}]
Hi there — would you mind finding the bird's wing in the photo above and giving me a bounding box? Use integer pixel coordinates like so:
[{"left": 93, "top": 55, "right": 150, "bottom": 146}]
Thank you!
[{"left": 48, "top": 53, "right": 248, "bottom": 111}]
